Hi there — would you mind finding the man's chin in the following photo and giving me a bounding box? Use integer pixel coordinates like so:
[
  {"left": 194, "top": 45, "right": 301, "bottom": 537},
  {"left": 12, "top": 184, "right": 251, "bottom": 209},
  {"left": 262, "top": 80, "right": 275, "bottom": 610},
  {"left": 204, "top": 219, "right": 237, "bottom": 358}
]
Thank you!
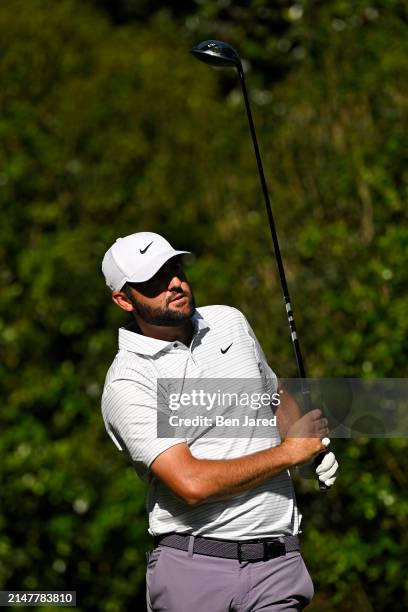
[{"left": 167, "top": 302, "right": 195, "bottom": 322}]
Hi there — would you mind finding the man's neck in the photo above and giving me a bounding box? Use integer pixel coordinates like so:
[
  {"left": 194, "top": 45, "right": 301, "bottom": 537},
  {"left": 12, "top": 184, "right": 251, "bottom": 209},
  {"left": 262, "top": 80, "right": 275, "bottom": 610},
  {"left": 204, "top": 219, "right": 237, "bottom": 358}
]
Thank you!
[{"left": 133, "top": 316, "right": 194, "bottom": 346}]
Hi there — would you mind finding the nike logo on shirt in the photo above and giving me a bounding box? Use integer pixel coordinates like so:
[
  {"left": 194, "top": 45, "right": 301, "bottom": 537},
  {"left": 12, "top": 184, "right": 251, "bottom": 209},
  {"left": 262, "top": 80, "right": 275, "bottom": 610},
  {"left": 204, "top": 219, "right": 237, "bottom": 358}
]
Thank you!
[{"left": 220, "top": 343, "right": 233, "bottom": 354}]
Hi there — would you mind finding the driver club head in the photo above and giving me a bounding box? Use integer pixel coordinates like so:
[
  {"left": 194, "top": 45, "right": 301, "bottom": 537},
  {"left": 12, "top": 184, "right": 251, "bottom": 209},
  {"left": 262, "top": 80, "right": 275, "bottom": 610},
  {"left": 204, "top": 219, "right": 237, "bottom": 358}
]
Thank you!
[{"left": 191, "top": 40, "right": 242, "bottom": 69}]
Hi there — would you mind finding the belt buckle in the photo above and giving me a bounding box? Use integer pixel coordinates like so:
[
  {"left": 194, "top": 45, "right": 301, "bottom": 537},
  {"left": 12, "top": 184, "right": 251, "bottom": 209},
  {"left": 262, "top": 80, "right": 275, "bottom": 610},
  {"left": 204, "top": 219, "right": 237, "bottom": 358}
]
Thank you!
[
  {"left": 263, "top": 540, "right": 286, "bottom": 560},
  {"left": 237, "top": 542, "right": 244, "bottom": 563},
  {"left": 237, "top": 542, "right": 255, "bottom": 563}
]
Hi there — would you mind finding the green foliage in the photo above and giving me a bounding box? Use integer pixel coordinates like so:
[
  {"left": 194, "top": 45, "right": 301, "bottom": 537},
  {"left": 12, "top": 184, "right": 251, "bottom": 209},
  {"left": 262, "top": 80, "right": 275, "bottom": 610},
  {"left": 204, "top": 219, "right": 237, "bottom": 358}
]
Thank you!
[{"left": 0, "top": 0, "right": 407, "bottom": 610}]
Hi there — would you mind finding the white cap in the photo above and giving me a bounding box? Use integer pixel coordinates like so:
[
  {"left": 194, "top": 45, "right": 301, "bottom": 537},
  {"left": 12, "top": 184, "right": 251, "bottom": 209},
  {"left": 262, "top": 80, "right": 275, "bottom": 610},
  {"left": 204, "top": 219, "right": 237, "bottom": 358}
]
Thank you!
[{"left": 102, "top": 232, "right": 190, "bottom": 291}]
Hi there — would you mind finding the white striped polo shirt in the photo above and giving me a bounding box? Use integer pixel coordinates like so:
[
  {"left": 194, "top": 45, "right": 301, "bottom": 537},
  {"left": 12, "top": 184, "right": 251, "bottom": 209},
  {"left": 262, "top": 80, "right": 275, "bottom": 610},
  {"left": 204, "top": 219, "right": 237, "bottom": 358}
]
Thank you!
[{"left": 101, "top": 305, "right": 301, "bottom": 539}]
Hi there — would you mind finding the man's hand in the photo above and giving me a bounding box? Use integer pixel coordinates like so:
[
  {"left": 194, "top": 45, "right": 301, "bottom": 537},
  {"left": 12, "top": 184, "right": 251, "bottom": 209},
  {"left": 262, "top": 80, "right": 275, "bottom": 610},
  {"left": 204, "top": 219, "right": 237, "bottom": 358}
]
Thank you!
[
  {"left": 280, "top": 409, "right": 329, "bottom": 466},
  {"left": 315, "top": 449, "right": 338, "bottom": 487},
  {"left": 298, "top": 439, "right": 339, "bottom": 488}
]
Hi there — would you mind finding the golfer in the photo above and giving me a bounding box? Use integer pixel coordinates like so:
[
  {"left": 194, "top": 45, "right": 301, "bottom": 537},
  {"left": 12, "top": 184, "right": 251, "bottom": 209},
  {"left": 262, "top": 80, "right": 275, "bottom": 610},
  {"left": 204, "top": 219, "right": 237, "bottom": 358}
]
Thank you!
[{"left": 101, "top": 231, "right": 338, "bottom": 612}]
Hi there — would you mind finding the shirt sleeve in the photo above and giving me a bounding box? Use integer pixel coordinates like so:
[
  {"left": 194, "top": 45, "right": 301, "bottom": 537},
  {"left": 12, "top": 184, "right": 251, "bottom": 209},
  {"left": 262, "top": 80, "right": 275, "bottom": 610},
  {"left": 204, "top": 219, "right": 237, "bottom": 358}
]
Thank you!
[{"left": 101, "top": 371, "right": 187, "bottom": 475}]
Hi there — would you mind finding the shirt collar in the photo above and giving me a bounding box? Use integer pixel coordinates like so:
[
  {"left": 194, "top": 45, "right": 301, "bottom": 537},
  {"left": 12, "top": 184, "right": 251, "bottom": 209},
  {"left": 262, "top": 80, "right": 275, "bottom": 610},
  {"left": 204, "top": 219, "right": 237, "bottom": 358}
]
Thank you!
[
  {"left": 118, "top": 309, "right": 210, "bottom": 356},
  {"left": 192, "top": 309, "right": 209, "bottom": 333}
]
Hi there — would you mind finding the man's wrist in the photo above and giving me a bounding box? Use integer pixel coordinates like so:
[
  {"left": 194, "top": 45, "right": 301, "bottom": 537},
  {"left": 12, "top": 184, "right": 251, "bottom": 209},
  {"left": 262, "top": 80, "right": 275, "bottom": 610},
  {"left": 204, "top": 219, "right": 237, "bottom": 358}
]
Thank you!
[{"left": 278, "top": 440, "right": 297, "bottom": 470}]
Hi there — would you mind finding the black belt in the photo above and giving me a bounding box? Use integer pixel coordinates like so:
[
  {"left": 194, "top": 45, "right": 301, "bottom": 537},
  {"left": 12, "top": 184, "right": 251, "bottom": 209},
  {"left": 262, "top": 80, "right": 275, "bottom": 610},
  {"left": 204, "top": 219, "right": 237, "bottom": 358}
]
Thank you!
[{"left": 153, "top": 533, "right": 300, "bottom": 562}]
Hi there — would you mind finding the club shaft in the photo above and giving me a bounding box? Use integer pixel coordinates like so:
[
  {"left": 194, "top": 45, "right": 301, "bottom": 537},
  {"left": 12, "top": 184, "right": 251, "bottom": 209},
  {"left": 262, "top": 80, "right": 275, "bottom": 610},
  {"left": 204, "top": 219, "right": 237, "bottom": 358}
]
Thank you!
[
  {"left": 238, "top": 69, "right": 305, "bottom": 378},
  {"left": 238, "top": 68, "right": 327, "bottom": 490}
]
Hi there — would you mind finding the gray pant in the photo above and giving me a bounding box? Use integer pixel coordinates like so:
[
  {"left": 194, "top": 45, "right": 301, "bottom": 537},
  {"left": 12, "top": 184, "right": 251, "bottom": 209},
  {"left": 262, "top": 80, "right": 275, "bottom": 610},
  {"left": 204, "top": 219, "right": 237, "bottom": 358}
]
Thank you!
[{"left": 146, "top": 542, "right": 314, "bottom": 611}]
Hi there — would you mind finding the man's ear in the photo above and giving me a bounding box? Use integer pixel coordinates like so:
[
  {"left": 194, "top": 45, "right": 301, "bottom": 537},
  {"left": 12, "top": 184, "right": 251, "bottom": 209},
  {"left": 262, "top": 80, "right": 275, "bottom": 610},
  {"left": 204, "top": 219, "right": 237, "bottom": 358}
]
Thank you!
[{"left": 112, "top": 290, "right": 134, "bottom": 312}]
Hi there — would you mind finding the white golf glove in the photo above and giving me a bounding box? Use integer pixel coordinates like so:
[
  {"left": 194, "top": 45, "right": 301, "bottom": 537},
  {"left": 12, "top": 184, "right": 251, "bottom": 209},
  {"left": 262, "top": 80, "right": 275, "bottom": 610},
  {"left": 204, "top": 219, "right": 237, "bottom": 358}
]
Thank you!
[
  {"left": 298, "top": 439, "right": 339, "bottom": 487},
  {"left": 315, "top": 450, "right": 339, "bottom": 487}
]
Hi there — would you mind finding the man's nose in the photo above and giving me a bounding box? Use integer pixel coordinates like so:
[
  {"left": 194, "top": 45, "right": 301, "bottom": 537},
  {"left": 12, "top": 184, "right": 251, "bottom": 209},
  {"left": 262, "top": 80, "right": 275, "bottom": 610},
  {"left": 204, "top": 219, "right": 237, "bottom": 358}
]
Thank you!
[{"left": 168, "top": 274, "right": 183, "bottom": 290}]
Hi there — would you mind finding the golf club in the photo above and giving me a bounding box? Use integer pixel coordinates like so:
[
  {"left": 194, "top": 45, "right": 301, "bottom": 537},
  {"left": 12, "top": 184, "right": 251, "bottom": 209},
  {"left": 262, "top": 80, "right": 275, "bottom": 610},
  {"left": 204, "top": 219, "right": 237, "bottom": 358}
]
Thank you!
[{"left": 191, "top": 40, "right": 328, "bottom": 490}]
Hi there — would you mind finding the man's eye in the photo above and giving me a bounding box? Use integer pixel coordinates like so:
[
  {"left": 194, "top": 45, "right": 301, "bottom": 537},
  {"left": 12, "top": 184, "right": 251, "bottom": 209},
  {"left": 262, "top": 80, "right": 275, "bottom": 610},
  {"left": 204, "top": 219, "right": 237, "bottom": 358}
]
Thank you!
[
  {"left": 170, "top": 261, "right": 182, "bottom": 272},
  {"left": 150, "top": 274, "right": 164, "bottom": 284}
]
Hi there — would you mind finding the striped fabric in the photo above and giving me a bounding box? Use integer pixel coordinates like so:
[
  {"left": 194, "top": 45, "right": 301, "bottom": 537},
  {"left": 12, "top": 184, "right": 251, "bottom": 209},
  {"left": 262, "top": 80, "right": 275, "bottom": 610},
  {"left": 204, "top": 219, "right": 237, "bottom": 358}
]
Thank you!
[{"left": 101, "top": 305, "right": 301, "bottom": 540}]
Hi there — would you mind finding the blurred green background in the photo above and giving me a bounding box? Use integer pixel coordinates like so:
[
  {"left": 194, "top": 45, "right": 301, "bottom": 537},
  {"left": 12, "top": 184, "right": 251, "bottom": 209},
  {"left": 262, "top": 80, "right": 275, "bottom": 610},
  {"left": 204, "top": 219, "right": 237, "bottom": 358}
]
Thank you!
[{"left": 0, "top": 0, "right": 407, "bottom": 610}]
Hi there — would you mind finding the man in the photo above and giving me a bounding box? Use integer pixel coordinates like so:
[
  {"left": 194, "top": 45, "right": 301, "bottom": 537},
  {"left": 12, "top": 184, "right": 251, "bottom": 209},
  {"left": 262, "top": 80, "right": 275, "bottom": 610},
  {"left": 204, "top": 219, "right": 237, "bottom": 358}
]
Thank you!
[{"left": 101, "top": 231, "right": 338, "bottom": 612}]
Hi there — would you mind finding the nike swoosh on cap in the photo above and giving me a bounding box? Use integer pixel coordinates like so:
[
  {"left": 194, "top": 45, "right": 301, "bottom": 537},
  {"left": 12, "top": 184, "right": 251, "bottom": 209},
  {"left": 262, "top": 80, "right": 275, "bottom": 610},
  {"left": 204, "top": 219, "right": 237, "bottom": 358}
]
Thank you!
[{"left": 139, "top": 241, "right": 153, "bottom": 254}]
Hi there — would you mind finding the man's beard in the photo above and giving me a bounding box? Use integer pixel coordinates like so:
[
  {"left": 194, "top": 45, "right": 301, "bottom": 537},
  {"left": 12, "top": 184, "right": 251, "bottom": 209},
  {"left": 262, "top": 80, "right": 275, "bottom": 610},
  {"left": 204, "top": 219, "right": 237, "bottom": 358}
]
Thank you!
[{"left": 129, "top": 291, "right": 196, "bottom": 326}]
